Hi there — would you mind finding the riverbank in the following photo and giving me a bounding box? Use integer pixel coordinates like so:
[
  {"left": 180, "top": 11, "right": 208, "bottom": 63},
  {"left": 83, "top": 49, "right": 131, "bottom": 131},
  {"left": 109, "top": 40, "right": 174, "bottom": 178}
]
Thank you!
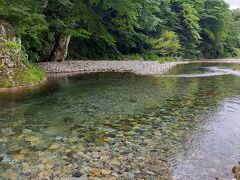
[
  {"left": 39, "top": 59, "right": 240, "bottom": 75},
  {"left": 39, "top": 61, "right": 188, "bottom": 75},
  {"left": 0, "top": 76, "right": 47, "bottom": 94},
  {"left": 2, "top": 59, "right": 240, "bottom": 91}
]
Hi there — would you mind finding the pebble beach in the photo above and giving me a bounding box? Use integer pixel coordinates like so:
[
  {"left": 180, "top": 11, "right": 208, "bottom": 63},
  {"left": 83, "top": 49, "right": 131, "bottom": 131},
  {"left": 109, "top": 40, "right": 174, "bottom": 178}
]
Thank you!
[{"left": 39, "top": 61, "right": 188, "bottom": 75}]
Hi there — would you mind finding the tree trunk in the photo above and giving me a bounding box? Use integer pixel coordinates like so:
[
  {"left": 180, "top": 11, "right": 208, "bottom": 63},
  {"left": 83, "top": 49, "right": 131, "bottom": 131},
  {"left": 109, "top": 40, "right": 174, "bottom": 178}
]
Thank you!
[
  {"left": 40, "top": 32, "right": 71, "bottom": 62},
  {"left": 49, "top": 33, "right": 71, "bottom": 62}
]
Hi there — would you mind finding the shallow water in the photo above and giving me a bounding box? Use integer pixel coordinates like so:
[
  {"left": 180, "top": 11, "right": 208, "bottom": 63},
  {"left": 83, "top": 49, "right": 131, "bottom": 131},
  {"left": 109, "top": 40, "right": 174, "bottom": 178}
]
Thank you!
[{"left": 1, "top": 63, "right": 240, "bottom": 179}]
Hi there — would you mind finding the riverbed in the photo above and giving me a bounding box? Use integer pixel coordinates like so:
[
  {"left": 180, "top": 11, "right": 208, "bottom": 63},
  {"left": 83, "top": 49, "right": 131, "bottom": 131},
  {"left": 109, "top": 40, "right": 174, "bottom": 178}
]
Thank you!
[{"left": 0, "top": 62, "right": 240, "bottom": 179}]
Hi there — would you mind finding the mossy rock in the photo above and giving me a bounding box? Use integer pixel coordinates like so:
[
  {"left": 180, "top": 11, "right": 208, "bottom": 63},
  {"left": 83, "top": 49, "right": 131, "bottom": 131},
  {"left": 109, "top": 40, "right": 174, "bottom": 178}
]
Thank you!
[{"left": 0, "top": 20, "right": 46, "bottom": 88}]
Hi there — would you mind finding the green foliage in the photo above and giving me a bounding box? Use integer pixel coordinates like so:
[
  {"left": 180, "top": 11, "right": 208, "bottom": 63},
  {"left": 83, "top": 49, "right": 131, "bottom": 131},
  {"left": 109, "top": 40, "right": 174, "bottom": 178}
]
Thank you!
[
  {"left": 233, "top": 48, "right": 240, "bottom": 58},
  {"left": 0, "top": 0, "right": 48, "bottom": 62},
  {"left": 200, "top": 0, "right": 232, "bottom": 58},
  {"left": 0, "top": 0, "right": 240, "bottom": 61},
  {"left": 142, "top": 52, "right": 162, "bottom": 61},
  {"left": 181, "top": 2, "right": 202, "bottom": 42},
  {"left": 0, "top": 63, "right": 46, "bottom": 88},
  {"left": 122, "top": 54, "right": 144, "bottom": 61},
  {"left": 142, "top": 52, "right": 181, "bottom": 62},
  {"left": 21, "top": 64, "right": 46, "bottom": 85},
  {"left": 149, "top": 31, "right": 181, "bottom": 56},
  {"left": 120, "top": 52, "right": 181, "bottom": 63},
  {"left": 4, "top": 40, "right": 20, "bottom": 50}
]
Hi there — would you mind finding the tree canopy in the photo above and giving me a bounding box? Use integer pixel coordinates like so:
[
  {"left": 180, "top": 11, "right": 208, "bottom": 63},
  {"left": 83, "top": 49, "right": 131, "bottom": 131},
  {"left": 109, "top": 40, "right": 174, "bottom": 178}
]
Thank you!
[{"left": 0, "top": 0, "right": 240, "bottom": 61}]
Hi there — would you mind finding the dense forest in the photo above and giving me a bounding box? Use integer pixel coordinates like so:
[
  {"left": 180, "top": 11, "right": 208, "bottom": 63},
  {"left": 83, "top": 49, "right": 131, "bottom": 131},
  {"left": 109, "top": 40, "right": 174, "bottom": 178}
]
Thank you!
[{"left": 1, "top": 0, "right": 240, "bottom": 62}]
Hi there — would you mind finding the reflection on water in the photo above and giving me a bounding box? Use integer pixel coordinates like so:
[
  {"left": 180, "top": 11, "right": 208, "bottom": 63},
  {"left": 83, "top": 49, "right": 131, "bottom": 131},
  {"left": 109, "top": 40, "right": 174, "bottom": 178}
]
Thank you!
[
  {"left": 0, "top": 63, "right": 240, "bottom": 179},
  {"left": 163, "top": 64, "right": 240, "bottom": 78},
  {"left": 174, "top": 97, "right": 240, "bottom": 179}
]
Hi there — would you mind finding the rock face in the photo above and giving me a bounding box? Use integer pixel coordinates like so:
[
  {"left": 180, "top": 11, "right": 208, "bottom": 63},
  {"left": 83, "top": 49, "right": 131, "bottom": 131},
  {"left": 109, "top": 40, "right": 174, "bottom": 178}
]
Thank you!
[
  {"left": 233, "top": 163, "right": 240, "bottom": 180},
  {"left": 0, "top": 20, "right": 20, "bottom": 86},
  {"left": 0, "top": 20, "right": 45, "bottom": 88}
]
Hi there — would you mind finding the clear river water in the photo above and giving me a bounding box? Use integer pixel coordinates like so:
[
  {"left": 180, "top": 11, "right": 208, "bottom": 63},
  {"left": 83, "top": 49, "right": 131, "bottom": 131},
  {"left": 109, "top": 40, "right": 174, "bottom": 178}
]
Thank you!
[{"left": 0, "top": 62, "right": 240, "bottom": 179}]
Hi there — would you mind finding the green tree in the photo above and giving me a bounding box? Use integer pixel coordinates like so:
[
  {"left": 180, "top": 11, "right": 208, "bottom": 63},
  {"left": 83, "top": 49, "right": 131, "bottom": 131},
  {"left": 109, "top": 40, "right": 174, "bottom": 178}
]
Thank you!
[
  {"left": 149, "top": 31, "right": 181, "bottom": 56},
  {"left": 0, "top": 0, "right": 48, "bottom": 61},
  {"left": 200, "top": 0, "right": 231, "bottom": 58},
  {"left": 0, "top": 0, "right": 239, "bottom": 61}
]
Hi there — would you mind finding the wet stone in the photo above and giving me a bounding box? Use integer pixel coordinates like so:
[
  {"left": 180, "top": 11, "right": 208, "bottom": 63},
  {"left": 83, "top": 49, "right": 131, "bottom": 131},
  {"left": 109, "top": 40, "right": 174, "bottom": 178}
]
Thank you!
[
  {"left": 49, "top": 143, "right": 61, "bottom": 150},
  {"left": 72, "top": 171, "right": 82, "bottom": 177},
  {"left": 127, "top": 172, "right": 135, "bottom": 178},
  {"left": 22, "top": 129, "right": 33, "bottom": 134},
  {"left": 79, "top": 174, "right": 88, "bottom": 180},
  {"left": 146, "top": 171, "right": 156, "bottom": 175},
  {"left": 149, "top": 165, "right": 162, "bottom": 173},
  {"left": 1, "top": 128, "right": 15, "bottom": 136}
]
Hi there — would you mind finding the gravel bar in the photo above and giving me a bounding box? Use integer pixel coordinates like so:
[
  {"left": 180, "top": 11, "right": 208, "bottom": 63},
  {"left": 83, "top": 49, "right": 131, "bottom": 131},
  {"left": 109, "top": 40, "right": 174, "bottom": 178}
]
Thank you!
[{"left": 38, "top": 61, "right": 188, "bottom": 75}]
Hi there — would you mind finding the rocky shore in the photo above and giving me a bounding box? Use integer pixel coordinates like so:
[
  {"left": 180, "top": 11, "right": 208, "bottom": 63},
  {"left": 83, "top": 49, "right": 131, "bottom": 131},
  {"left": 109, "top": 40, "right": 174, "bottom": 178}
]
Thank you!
[{"left": 39, "top": 61, "right": 188, "bottom": 75}]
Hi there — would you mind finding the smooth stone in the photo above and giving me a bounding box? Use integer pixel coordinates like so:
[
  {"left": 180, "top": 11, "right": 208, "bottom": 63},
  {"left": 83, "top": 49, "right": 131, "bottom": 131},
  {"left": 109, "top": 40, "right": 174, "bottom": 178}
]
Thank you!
[
  {"left": 22, "top": 129, "right": 33, "bottom": 134},
  {"left": 1, "top": 128, "right": 15, "bottom": 136},
  {"left": 149, "top": 165, "right": 162, "bottom": 173},
  {"left": 43, "top": 127, "right": 61, "bottom": 136},
  {"left": 89, "top": 168, "right": 102, "bottom": 176},
  {"left": 110, "top": 159, "right": 121, "bottom": 166},
  {"left": 25, "top": 135, "right": 40, "bottom": 143},
  {"left": 101, "top": 169, "right": 112, "bottom": 175},
  {"left": 30, "top": 141, "right": 50, "bottom": 151},
  {"left": 1, "top": 155, "right": 11, "bottom": 163},
  {"left": 146, "top": 171, "right": 156, "bottom": 175},
  {"left": 112, "top": 173, "right": 119, "bottom": 178},
  {"left": 72, "top": 171, "right": 82, "bottom": 177},
  {"left": 79, "top": 174, "right": 88, "bottom": 180},
  {"left": 86, "top": 109, "right": 95, "bottom": 113},
  {"left": 68, "top": 136, "right": 79, "bottom": 143},
  {"left": 49, "top": 143, "right": 61, "bottom": 150},
  {"left": 127, "top": 131, "right": 136, "bottom": 135},
  {"left": 92, "top": 153, "right": 100, "bottom": 159},
  {"left": 127, "top": 172, "right": 135, "bottom": 178},
  {"left": 94, "top": 162, "right": 104, "bottom": 168},
  {"left": 35, "top": 164, "right": 45, "bottom": 171},
  {"left": 55, "top": 136, "right": 63, "bottom": 141}
]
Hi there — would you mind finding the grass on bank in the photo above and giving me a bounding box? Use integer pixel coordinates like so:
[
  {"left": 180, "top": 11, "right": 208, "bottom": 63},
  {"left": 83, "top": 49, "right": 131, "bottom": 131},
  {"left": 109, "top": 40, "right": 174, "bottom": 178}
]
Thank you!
[
  {"left": 121, "top": 52, "right": 182, "bottom": 63},
  {"left": 21, "top": 64, "right": 46, "bottom": 85},
  {"left": 0, "top": 62, "right": 46, "bottom": 88}
]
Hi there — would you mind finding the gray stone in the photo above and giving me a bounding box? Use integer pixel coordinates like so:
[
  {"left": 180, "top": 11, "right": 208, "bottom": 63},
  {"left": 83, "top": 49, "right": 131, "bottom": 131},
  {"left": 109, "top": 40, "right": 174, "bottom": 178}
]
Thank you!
[
  {"left": 127, "top": 172, "right": 135, "bottom": 178},
  {"left": 146, "top": 171, "right": 156, "bottom": 175},
  {"left": 1, "top": 128, "right": 15, "bottom": 136},
  {"left": 79, "top": 174, "right": 88, "bottom": 180},
  {"left": 22, "top": 129, "right": 33, "bottom": 134},
  {"left": 149, "top": 165, "right": 162, "bottom": 173},
  {"left": 38, "top": 61, "right": 188, "bottom": 75}
]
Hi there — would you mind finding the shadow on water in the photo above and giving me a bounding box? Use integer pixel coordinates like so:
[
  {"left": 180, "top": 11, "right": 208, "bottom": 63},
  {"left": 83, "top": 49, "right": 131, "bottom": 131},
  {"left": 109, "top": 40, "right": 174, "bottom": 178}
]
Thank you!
[{"left": 1, "top": 63, "right": 240, "bottom": 179}]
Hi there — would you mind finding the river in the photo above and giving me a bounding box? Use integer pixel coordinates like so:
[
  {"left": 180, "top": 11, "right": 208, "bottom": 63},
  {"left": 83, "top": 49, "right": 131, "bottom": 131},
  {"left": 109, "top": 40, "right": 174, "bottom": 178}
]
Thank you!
[{"left": 0, "top": 62, "right": 240, "bottom": 179}]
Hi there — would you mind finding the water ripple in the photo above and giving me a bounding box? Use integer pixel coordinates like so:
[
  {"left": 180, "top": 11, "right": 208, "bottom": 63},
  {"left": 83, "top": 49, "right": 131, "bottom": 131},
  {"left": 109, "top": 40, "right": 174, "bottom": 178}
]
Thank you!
[{"left": 163, "top": 66, "right": 240, "bottom": 78}]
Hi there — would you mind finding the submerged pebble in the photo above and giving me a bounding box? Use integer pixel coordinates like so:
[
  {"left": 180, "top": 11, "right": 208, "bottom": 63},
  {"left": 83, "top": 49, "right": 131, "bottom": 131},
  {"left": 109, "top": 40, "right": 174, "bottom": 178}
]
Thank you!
[{"left": 1, "top": 62, "right": 240, "bottom": 179}]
